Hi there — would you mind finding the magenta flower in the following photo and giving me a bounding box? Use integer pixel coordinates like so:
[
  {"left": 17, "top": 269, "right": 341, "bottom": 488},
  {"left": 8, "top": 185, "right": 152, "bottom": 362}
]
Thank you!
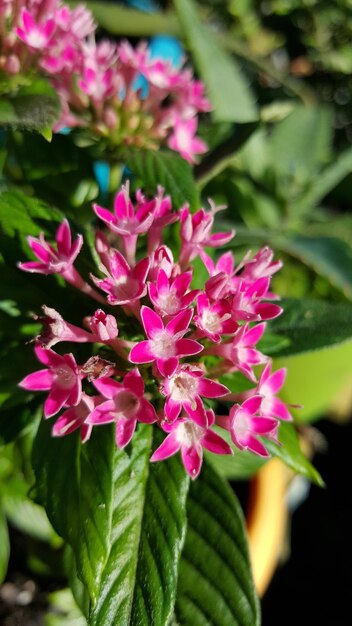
[
  {"left": 256, "top": 362, "right": 292, "bottom": 421},
  {"left": 217, "top": 396, "right": 278, "bottom": 457},
  {"left": 231, "top": 277, "right": 283, "bottom": 322},
  {"left": 87, "top": 369, "right": 157, "bottom": 448},
  {"left": 88, "top": 309, "right": 118, "bottom": 342},
  {"left": 148, "top": 269, "right": 199, "bottom": 317},
  {"left": 218, "top": 323, "right": 268, "bottom": 382},
  {"left": 151, "top": 410, "right": 232, "bottom": 479},
  {"left": 16, "top": 9, "right": 55, "bottom": 50},
  {"left": 52, "top": 393, "right": 103, "bottom": 443},
  {"left": 34, "top": 305, "right": 96, "bottom": 349},
  {"left": 168, "top": 117, "right": 207, "bottom": 164},
  {"left": 148, "top": 245, "right": 175, "bottom": 282},
  {"left": 93, "top": 184, "right": 155, "bottom": 264},
  {"left": 92, "top": 249, "right": 149, "bottom": 305},
  {"left": 194, "top": 293, "right": 237, "bottom": 343},
  {"left": 161, "top": 364, "right": 229, "bottom": 425},
  {"left": 179, "top": 204, "right": 234, "bottom": 265},
  {"left": 18, "top": 219, "right": 83, "bottom": 279},
  {"left": 19, "top": 346, "right": 81, "bottom": 418},
  {"left": 129, "top": 306, "right": 203, "bottom": 377},
  {"left": 241, "top": 246, "right": 283, "bottom": 282}
]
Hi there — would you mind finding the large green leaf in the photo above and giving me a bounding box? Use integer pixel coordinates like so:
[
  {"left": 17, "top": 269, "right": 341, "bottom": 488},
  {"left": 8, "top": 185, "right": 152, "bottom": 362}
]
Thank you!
[
  {"left": 125, "top": 149, "right": 200, "bottom": 210},
  {"left": 173, "top": 0, "right": 258, "bottom": 123},
  {"left": 33, "top": 422, "right": 189, "bottom": 625},
  {"left": 277, "top": 235, "right": 352, "bottom": 299},
  {"left": 267, "top": 298, "right": 352, "bottom": 357},
  {"left": 175, "top": 461, "right": 260, "bottom": 626},
  {"left": 81, "top": 1, "right": 179, "bottom": 36},
  {"left": 0, "top": 79, "right": 60, "bottom": 131},
  {"left": 0, "top": 504, "right": 9, "bottom": 584},
  {"left": 268, "top": 105, "right": 332, "bottom": 179},
  {"left": 0, "top": 188, "right": 62, "bottom": 238}
]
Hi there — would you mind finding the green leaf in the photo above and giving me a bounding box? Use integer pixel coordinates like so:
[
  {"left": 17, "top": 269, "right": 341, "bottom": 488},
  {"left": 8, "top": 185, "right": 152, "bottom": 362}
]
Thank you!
[
  {"left": 268, "top": 105, "right": 332, "bottom": 179},
  {"left": 265, "top": 422, "right": 324, "bottom": 486},
  {"left": 125, "top": 149, "right": 200, "bottom": 210},
  {"left": 0, "top": 504, "right": 10, "bottom": 584},
  {"left": 33, "top": 422, "right": 189, "bottom": 625},
  {"left": 175, "top": 461, "right": 260, "bottom": 626},
  {"left": 0, "top": 79, "right": 60, "bottom": 131},
  {"left": 90, "top": 428, "right": 189, "bottom": 626},
  {"left": 277, "top": 235, "right": 352, "bottom": 299},
  {"left": 81, "top": 1, "right": 180, "bottom": 36},
  {"left": 173, "top": 0, "right": 258, "bottom": 123},
  {"left": 295, "top": 146, "right": 352, "bottom": 213},
  {"left": 0, "top": 188, "right": 62, "bottom": 237},
  {"left": 268, "top": 298, "right": 352, "bottom": 357}
]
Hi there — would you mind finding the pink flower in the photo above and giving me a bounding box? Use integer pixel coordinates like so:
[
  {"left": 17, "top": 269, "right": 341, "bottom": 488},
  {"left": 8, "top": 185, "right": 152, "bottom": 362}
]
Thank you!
[
  {"left": 34, "top": 305, "right": 96, "bottom": 349},
  {"left": 92, "top": 249, "right": 149, "bottom": 305},
  {"left": 241, "top": 246, "right": 283, "bottom": 282},
  {"left": 150, "top": 410, "right": 232, "bottom": 479},
  {"left": 148, "top": 269, "right": 199, "bottom": 317},
  {"left": 148, "top": 245, "right": 175, "bottom": 282},
  {"left": 87, "top": 369, "right": 157, "bottom": 448},
  {"left": 179, "top": 204, "right": 235, "bottom": 265},
  {"left": 88, "top": 309, "right": 118, "bottom": 342},
  {"left": 218, "top": 396, "right": 278, "bottom": 457},
  {"left": 129, "top": 306, "right": 203, "bottom": 377},
  {"left": 256, "top": 362, "right": 292, "bottom": 421},
  {"left": 217, "top": 323, "right": 268, "bottom": 382},
  {"left": 16, "top": 9, "right": 55, "bottom": 50},
  {"left": 18, "top": 219, "right": 82, "bottom": 279},
  {"left": 161, "top": 364, "right": 229, "bottom": 425},
  {"left": 194, "top": 293, "right": 237, "bottom": 343},
  {"left": 231, "top": 277, "right": 283, "bottom": 322},
  {"left": 19, "top": 346, "right": 81, "bottom": 418},
  {"left": 168, "top": 117, "right": 207, "bottom": 163},
  {"left": 52, "top": 393, "right": 103, "bottom": 443}
]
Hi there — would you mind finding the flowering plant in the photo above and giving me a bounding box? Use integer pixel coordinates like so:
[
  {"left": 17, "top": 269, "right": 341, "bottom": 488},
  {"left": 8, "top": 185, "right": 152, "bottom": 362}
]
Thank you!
[{"left": 2, "top": 0, "right": 346, "bottom": 624}]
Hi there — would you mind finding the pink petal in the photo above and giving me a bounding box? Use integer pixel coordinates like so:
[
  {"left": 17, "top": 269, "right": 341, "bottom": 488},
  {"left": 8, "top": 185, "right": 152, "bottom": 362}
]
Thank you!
[
  {"left": 157, "top": 357, "right": 178, "bottom": 377},
  {"left": 165, "top": 396, "right": 181, "bottom": 422},
  {"left": 176, "top": 338, "right": 203, "bottom": 358},
  {"left": 247, "top": 436, "right": 270, "bottom": 457},
  {"left": 198, "top": 378, "right": 229, "bottom": 398},
  {"left": 91, "top": 378, "right": 121, "bottom": 400},
  {"left": 67, "top": 379, "right": 82, "bottom": 407},
  {"left": 217, "top": 252, "right": 235, "bottom": 275},
  {"left": 166, "top": 308, "right": 193, "bottom": 335},
  {"left": 202, "top": 430, "right": 233, "bottom": 455},
  {"left": 52, "top": 410, "right": 80, "bottom": 437},
  {"left": 115, "top": 417, "right": 136, "bottom": 448},
  {"left": 181, "top": 445, "right": 203, "bottom": 479},
  {"left": 56, "top": 219, "right": 71, "bottom": 256},
  {"left": 196, "top": 293, "right": 209, "bottom": 315},
  {"left": 19, "top": 369, "right": 53, "bottom": 391},
  {"left": 22, "top": 9, "right": 34, "bottom": 31},
  {"left": 266, "top": 368, "right": 286, "bottom": 394},
  {"left": 141, "top": 306, "right": 164, "bottom": 339},
  {"left": 113, "top": 191, "right": 129, "bottom": 220},
  {"left": 129, "top": 341, "right": 154, "bottom": 364},
  {"left": 86, "top": 400, "right": 116, "bottom": 424},
  {"left": 93, "top": 204, "right": 116, "bottom": 226},
  {"left": 184, "top": 396, "right": 207, "bottom": 427},
  {"left": 110, "top": 249, "right": 130, "bottom": 278},
  {"left": 69, "top": 234, "right": 83, "bottom": 262},
  {"left": 133, "top": 257, "right": 150, "bottom": 282},
  {"left": 244, "top": 322, "right": 266, "bottom": 345},
  {"left": 207, "top": 231, "right": 235, "bottom": 246},
  {"left": 18, "top": 261, "right": 50, "bottom": 274},
  {"left": 150, "top": 432, "right": 181, "bottom": 462},
  {"left": 44, "top": 385, "right": 69, "bottom": 418},
  {"left": 124, "top": 368, "right": 144, "bottom": 397},
  {"left": 81, "top": 424, "right": 93, "bottom": 443},
  {"left": 173, "top": 271, "right": 192, "bottom": 296},
  {"left": 242, "top": 395, "right": 263, "bottom": 415},
  {"left": 257, "top": 303, "right": 283, "bottom": 321},
  {"left": 27, "top": 237, "right": 51, "bottom": 262},
  {"left": 250, "top": 417, "right": 278, "bottom": 434},
  {"left": 157, "top": 269, "right": 169, "bottom": 293},
  {"left": 271, "top": 397, "right": 292, "bottom": 421},
  {"left": 137, "top": 398, "right": 157, "bottom": 424}
]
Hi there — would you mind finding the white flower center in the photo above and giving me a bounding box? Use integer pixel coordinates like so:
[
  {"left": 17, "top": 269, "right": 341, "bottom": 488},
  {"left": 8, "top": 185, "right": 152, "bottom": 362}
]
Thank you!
[
  {"left": 114, "top": 390, "right": 140, "bottom": 418},
  {"left": 233, "top": 411, "right": 250, "bottom": 440},
  {"left": 176, "top": 421, "right": 203, "bottom": 447},
  {"left": 27, "top": 30, "right": 47, "bottom": 49},
  {"left": 157, "top": 291, "right": 180, "bottom": 315},
  {"left": 149, "top": 330, "right": 176, "bottom": 358},
  {"left": 176, "top": 128, "right": 190, "bottom": 152},
  {"left": 168, "top": 372, "right": 199, "bottom": 404},
  {"left": 113, "top": 275, "right": 138, "bottom": 300},
  {"left": 201, "top": 309, "right": 222, "bottom": 334}
]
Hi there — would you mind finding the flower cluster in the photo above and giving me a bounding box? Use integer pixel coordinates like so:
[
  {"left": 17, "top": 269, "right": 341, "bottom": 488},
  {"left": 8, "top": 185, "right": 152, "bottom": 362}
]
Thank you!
[
  {"left": 18, "top": 184, "right": 292, "bottom": 478},
  {"left": 0, "top": 0, "right": 210, "bottom": 161}
]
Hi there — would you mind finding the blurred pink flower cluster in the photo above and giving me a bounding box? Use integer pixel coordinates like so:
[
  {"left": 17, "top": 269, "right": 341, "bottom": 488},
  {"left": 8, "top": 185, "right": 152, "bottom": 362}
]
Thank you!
[
  {"left": 0, "top": 0, "right": 210, "bottom": 161},
  {"left": 19, "top": 185, "right": 292, "bottom": 478}
]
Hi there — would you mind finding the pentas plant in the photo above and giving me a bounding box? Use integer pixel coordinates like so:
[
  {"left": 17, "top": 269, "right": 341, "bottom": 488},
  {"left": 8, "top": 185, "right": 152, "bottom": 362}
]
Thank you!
[
  {"left": 18, "top": 183, "right": 291, "bottom": 479},
  {"left": 0, "top": 0, "right": 210, "bottom": 161}
]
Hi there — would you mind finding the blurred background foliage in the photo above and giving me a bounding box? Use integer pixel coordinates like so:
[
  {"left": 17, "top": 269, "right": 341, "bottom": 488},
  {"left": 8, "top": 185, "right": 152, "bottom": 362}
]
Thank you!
[{"left": 1, "top": 0, "right": 352, "bottom": 623}]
